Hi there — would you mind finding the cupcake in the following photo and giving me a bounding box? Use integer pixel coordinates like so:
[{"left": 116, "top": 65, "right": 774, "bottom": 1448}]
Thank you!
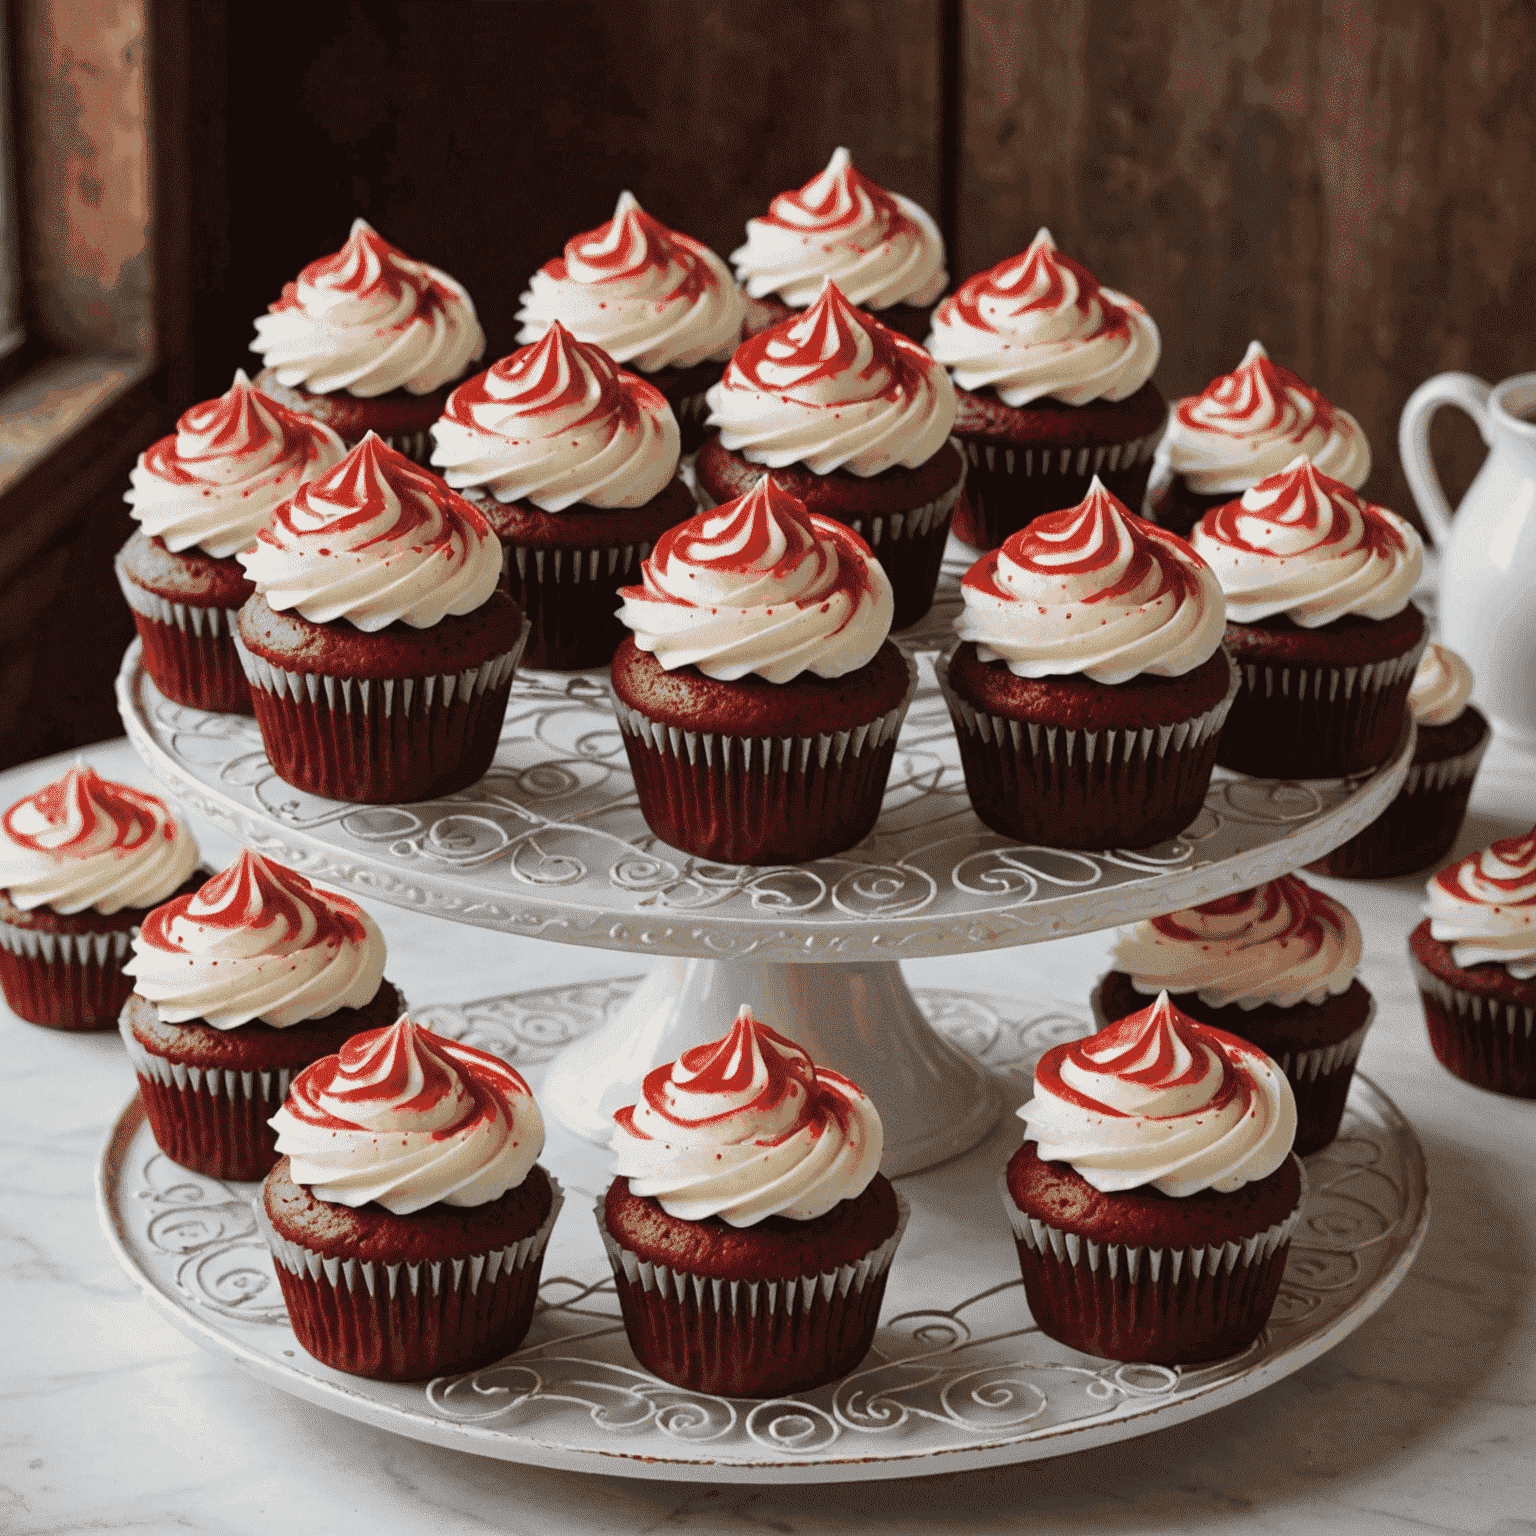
[
  {"left": 119, "top": 849, "right": 403, "bottom": 1181},
  {"left": 1309, "top": 643, "right": 1492, "bottom": 878},
  {"left": 1005, "top": 992, "right": 1303, "bottom": 1364},
  {"left": 938, "top": 479, "right": 1236, "bottom": 850},
  {"left": 599, "top": 1003, "right": 906, "bottom": 1397},
  {"left": 1409, "top": 830, "right": 1536, "bottom": 1097},
  {"left": 234, "top": 434, "right": 526, "bottom": 804},
  {"left": 428, "top": 323, "right": 694, "bottom": 670},
  {"left": 1094, "top": 876, "right": 1373, "bottom": 1154},
  {"left": 258, "top": 1014, "right": 562, "bottom": 1380},
  {"left": 1189, "top": 456, "right": 1425, "bottom": 778},
  {"left": 0, "top": 765, "right": 201, "bottom": 1031},
  {"left": 116, "top": 372, "right": 347, "bottom": 713},
  {"left": 731, "top": 146, "right": 947, "bottom": 342},
  {"left": 1152, "top": 341, "right": 1371, "bottom": 539},
  {"left": 696, "top": 277, "right": 963, "bottom": 628},
  {"left": 515, "top": 192, "right": 748, "bottom": 451},
  {"left": 250, "top": 219, "right": 485, "bottom": 464},
  {"left": 925, "top": 229, "right": 1165, "bottom": 550},
  {"left": 611, "top": 476, "right": 914, "bottom": 865}
]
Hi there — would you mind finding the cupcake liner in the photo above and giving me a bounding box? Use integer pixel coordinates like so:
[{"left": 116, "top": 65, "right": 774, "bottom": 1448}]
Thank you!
[
  {"left": 0, "top": 916, "right": 134, "bottom": 1030},
  {"left": 609, "top": 654, "right": 917, "bottom": 864},
  {"left": 254, "top": 1176, "right": 564, "bottom": 1381},
  {"left": 116, "top": 565, "right": 251, "bottom": 713},
  {"left": 503, "top": 539, "right": 651, "bottom": 671},
  {"left": 1409, "top": 951, "right": 1536, "bottom": 1098},
  {"left": 596, "top": 1190, "right": 909, "bottom": 1398},
  {"left": 235, "top": 621, "right": 528, "bottom": 804},
  {"left": 937, "top": 649, "right": 1238, "bottom": 850},
  {"left": 375, "top": 427, "right": 432, "bottom": 465},
  {"left": 999, "top": 1167, "right": 1305, "bottom": 1365}
]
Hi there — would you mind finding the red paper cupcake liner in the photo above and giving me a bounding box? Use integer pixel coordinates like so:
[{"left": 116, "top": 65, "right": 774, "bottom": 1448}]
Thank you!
[
  {"left": 117, "top": 572, "right": 251, "bottom": 713},
  {"left": 0, "top": 918, "right": 134, "bottom": 1030},
  {"left": 596, "top": 1194, "right": 908, "bottom": 1398},
  {"left": 504, "top": 539, "right": 650, "bottom": 671},
  {"left": 1410, "top": 951, "right": 1536, "bottom": 1098},
  {"left": 255, "top": 1180, "right": 563, "bottom": 1381}
]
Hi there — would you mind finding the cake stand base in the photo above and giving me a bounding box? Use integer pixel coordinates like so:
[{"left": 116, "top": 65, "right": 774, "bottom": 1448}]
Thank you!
[{"left": 539, "top": 958, "right": 1004, "bottom": 1176}]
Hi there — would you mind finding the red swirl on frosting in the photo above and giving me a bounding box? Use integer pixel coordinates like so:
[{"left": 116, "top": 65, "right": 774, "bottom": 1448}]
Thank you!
[
  {"left": 543, "top": 198, "right": 714, "bottom": 305},
  {"left": 1150, "top": 874, "right": 1348, "bottom": 955},
  {"left": 755, "top": 150, "right": 921, "bottom": 242},
  {"left": 1432, "top": 829, "right": 1536, "bottom": 907},
  {"left": 943, "top": 240, "right": 1131, "bottom": 344},
  {"left": 270, "top": 222, "right": 453, "bottom": 326},
  {"left": 1174, "top": 344, "right": 1338, "bottom": 441},
  {"left": 2, "top": 767, "right": 175, "bottom": 857}
]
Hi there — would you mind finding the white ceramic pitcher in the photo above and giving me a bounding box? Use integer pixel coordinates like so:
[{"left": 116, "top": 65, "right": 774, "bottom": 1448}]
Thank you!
[{"left": 1400, "top": 371, "right": 1536, "bottom": 748}]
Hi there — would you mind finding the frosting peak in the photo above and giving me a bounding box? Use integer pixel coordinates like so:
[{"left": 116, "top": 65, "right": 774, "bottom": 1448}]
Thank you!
[
  {"left": 1410, "top": 643, "right": 1474, "bottom": 726},
  {"left": 1426, "top": 829, "right": 1536, "bottom": 979}
]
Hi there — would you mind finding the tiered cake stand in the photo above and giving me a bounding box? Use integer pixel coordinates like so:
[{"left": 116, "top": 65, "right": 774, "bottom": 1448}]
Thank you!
[{"left": 102, "top": 551, "right": 1428, "bottom": 1480}]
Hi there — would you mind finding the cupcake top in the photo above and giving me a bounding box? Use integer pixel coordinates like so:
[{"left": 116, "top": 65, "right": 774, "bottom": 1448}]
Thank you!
[
  {"left": 250, "top": 219, "right": 485, "bottom": 399},
  {"left": 124, "top": 849, "right": 386, "bottom": 1029},
  {"left": 731, "top": 147, "right": 947, "bottom": 311},
  {"left": 428, "top": 323, "right": 680, "bottom": 510},
  {"left": 125, "top": 372, "right": 348, "bottom": 560},
  {"left": 1112, "top": 876, "right": 1362, "bottom": 1010},
  {"left": 1019, "top": 992, "right": 1297, "bottom": 1197},
  {"left": 924, "top": 228, "right": 1161, "bottom": 408},
  {"left": 0, "top": 764, "right": 197, "bottom": 916},
  {"left": 1410, "top": 643, "right": 1475, "bottom": 727},
  {"left": 616, "top": 476, "right": 894, "bottom": 682},
  {"left": 238, "top": 434, "right": 502, "bottom": 631},
  {"left": 705, "top": 278, "right": 956, "bottom": 477},
  {"left": 1426, "top": 829, "right": 1536, "bottom": 979},
  {"left": 1161, "top": 340, "right": 1371, "bottom": 496},
  {"left": 516, "top": 192, "right": 747, "bottom": 372},
  {"left": 610, "top": 1003, "right": 883, "bottom": 1227},
  {"left": 270, "top": 1014, "right": 545, "bottom": 1215},
  {"left": 955, "top": 478, "right": 1225, "bottom": 684},
  {"left": 1189, "top": 456, "right": 1422, "bottom": 627}
]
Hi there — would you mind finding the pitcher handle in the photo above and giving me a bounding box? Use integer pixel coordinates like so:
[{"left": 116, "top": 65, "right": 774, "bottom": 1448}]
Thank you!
[{"left": 1398, "top": 372, "right": 1494, "bottom": 549}]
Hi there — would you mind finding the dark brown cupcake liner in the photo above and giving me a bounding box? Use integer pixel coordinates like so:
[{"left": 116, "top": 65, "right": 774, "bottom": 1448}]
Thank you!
[
  {"left": 936, "top": 649, "right": 1238, "bottom": 850},
  {"left": 1409, "top": 950, "right": 1536, "bottom": 1098},
  {"left": 596, "top": 1193, "right": 908, "bottom": 1398},
  {"left": 255, "top": 1178, "right": 563, "bottom": 1381},
  {"left": 117, "top": 567, "right": 252, "bottom": 713},
  {"left": 0, "top": 916, "right": 134, "bottom": 1030},
  {"left": 504, "top": 539, "right": 651, "bottom": 672}
]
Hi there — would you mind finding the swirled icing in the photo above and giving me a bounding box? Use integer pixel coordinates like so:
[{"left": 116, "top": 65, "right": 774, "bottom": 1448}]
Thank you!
[
  {"left": 924, "top": 228, "right": 1160, "bottom": 407},
  {"left": 610, "top": 1004, "right": 884, "bottom": 1226},
  {"left": 1162, "top": 341, "right": 1371, "bottom": 495},
  {"left": 251, "top": 219, "right": 485, "bottom": 398},
  {"left": 1410, "top": 643, "right": 1474, "bottom": 727},
  {"left": 705, "top": 278, "right": 955, "bottom": 476},
  {"left": 124, "top": 849, "right": 386, "bottom": 1029},
  {"left": 616, "top": 476, "right": 893, "bottom": 682},
  {"left": 1426, "top": 829, "right": 1536, "bottom": 979},
  {"left": 1112, "top": 876, "right": 1361, "bottom": 1010},
  {"left": 271, "top": 1015, "right": 545, "bottom": 1214},
  {"left": 125, "top": 372, "right": 347, "bottom": 559},
  {"left": 731, "top": 147, "right": 947, "bottom": 311},
  {"left": 516, "top": 192, "right": 746, "bottom": 372},
  {"left": 1019, "top": 992, "right": 1297, "bottom": 1197},
  {"left": 1189, "top": 456, "right": 1421, "bottom": 627},
  {"left": 237, "top": 434, "right": 502, "bottom": 630},
  {"left": 955, "top": 478, "right": 1225, "bottom": 683},
  {"left": 429, "top": 322, "right": 679, "bottom": 510}
]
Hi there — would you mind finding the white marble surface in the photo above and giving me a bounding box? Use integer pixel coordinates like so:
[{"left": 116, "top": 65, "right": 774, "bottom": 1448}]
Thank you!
[{"left": 4, "top": 735, "right": 1533, "bottom": 1534}]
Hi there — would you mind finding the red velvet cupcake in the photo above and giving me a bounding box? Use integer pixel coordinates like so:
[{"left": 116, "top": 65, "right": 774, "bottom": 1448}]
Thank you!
[
  {"left": 1006, "top": 993, "right": 1303, "bottom": 1364},
  {"left": 250, "top": 219, "right": 485, "bottom": 464},
  {"left": 235, "top": 435, "right": 526, "bottom": 804},
  {"left": 0, "top": 765, "right": 201, "bottom": 1031},
  {"left": 600, "top": 1004, "right": 907, "bottom": 1397},
  {"left": 258, "top": 1015, "right": 562, "bottom": 1381},
  {"left": 939, "top": 480, "right": 1236, "bottom": 850}
]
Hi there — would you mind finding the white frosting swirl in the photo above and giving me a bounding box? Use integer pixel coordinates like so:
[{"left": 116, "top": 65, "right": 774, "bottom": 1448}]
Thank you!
[
  {"left": 955, "top": 479, "right": 1225, "bottom": 684},
  {"left": 125, "top": 372, "right": 347, "bottom": 559},
  {"left": 516, "top": 192, "right": 746, "bottom": 372},
  {"left": 704, "top": 277, "right": 956, "bottom": 477},
  {"left": 1410, "top": 643, "right": 1474, "bottom": 726},
  {"left": 238, "top": 434, "right": 502, "bottom": 631},
  {"left": 124, "top": 849, "right": 386, "bottom": 1029},
  {"left": 271, "top": 1016, "right": 545, "bottom": 1214},
  {"left": 925, "top": 229, "right": 1160, "bottom": 407},
  {"left": 1112, "top": 876, "right": 1361, "bottom": 1010},
  {"left": 429, "top": 322, "right": 679, "bottom": 510},
  {"left": 251, "top": 219, "right": 485, "bottom": 398},
  {"left": 732, "top": 147, "right": 947, "bottom": 310},
  {"left": 1189, "top": 456, "right": 1422, "bottom": 627},
  {"left": 1426, "top": 830, "right": 1536, "bottom": 979},
  {"left": 1019, "top": 992, "right": 1297, "bottom": 1197},
  {"left": 611, "top": 1004, "right": 883, "bottom": 1226},
  {"left": 0, "top": 763, "right": 198, "bottom": 916},
  {"left": 616, "top": 477, "right": 894, "bottom": 682}
]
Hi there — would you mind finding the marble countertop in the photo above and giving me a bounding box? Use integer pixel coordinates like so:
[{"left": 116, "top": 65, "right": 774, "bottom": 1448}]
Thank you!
[{"left": 6, "top": 735, "right": 1533, "bottom": 1535}]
